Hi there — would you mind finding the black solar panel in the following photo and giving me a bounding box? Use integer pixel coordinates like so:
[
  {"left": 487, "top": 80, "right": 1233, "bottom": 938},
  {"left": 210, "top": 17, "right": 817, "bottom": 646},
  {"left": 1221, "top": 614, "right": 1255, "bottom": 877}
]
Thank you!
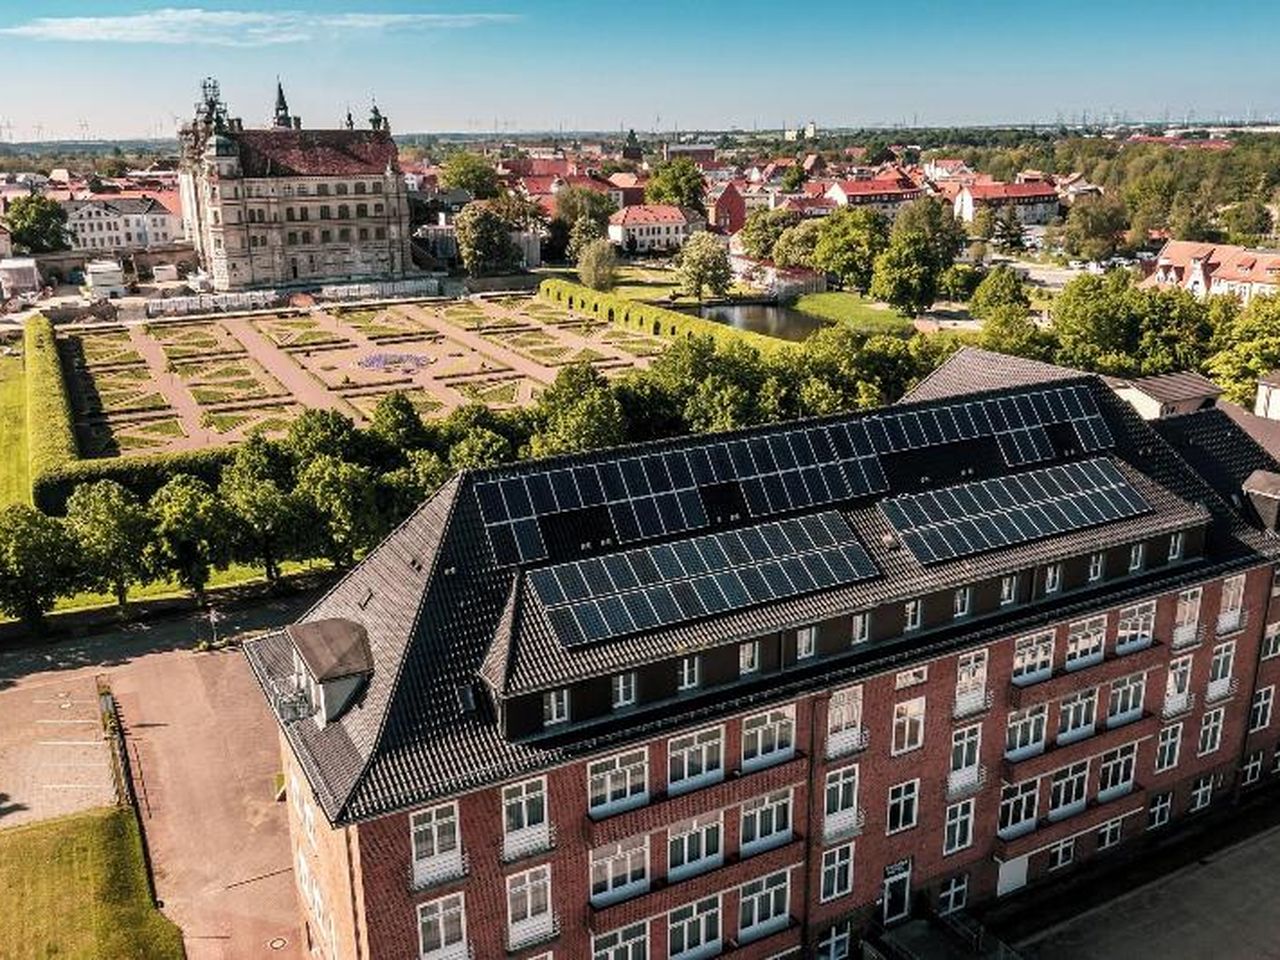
[
  {"left": 880, "top": 457, "right": 1150, "bottom": 565},
  {"left": 529, "top": 510, "right": 878, "bottom": 646}
]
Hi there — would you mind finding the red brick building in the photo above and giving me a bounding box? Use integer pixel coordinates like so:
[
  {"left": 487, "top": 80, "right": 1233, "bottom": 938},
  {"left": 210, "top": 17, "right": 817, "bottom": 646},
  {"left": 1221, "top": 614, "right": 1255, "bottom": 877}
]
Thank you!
[{"left": 247, "top": 349, "right": 1280, "bottom": 960}]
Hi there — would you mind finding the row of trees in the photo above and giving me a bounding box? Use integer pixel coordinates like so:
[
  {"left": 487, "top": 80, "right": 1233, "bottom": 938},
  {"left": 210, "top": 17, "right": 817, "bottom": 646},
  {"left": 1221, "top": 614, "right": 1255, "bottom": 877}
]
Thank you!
[{"left": 0, "top": 325, "right": 961, "bottom": 632}]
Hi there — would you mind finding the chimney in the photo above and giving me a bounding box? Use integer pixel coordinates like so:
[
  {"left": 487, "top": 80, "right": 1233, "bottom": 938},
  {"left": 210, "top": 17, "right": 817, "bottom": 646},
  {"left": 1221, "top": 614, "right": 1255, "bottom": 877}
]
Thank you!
[{"left": 293, "top": 116, "right": 302, "bottom": 130}]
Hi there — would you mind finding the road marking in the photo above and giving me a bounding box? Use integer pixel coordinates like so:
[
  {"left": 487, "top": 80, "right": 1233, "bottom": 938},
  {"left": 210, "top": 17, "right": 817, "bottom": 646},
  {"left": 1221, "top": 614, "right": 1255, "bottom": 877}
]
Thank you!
[
  {"left": 37, "top": 739, "right": 102, "bottom": 746},
  {"left": 40, "top": 782, "right": 105, "bottom": 789},
  {"left": 36, "top": 719, "right": 97, "bottom": 724}
]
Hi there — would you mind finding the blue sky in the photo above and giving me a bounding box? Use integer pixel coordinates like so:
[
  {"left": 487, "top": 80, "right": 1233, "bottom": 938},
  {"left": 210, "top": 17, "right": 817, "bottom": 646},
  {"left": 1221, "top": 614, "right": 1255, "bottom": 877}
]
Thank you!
[{"left": 0, "top": 1, "right": 1278, "bottom": 141}]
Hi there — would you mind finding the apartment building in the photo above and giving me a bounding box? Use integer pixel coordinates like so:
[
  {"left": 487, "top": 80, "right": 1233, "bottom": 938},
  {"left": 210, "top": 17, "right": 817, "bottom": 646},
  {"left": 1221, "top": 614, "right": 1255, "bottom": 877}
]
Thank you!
[
  {"left": 178, "top": 78, "right": 411, "bottom": 291},
  {"left": 953, "top": 182, "right": 1060, "bottom": 225},
  {"left": 608, "top": 205, "right": 704, "bottom": 253},
  {"left": 63, "top": 196, "right": 181, "bottom": 253},
  {"left": 246, "top": 348, "right": 1280, "bottom": 960}
]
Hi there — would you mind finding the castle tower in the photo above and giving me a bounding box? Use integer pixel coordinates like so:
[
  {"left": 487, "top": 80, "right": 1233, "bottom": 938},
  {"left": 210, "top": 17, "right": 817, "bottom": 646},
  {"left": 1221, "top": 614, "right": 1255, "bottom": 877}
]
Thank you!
[{"left": 273, "top": 80, "right": 294, "bottom": 128}]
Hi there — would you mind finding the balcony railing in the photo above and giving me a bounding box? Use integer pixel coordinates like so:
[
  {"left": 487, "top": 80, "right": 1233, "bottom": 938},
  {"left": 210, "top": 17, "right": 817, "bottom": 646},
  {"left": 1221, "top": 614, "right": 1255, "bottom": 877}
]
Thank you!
[
  {"left": 410, "top": 850, "right": 469, "bottom": 892},
  {"left": 1217, "top": 609, "right": 1245, "bottom": 636},
  {"left": 501, "top": 823, "right": 556, "bottom": 863},
  {"left": 1205, "top": 676, "right": 1239, "bottom": 704},
  {"left": 1162, "top": 690, "right": 1195, "bottom": 719},
  {"left": 946, "top": 764, "right": 987, "bottom": 801},
  {"left": 822, "top": 806, "right": 866, "bottom": 843},
  {"left": 268, "top": 678, "right": 311, "bottom": 723},
  {"left": 826, "top": 727, "right": 870, "bottom": 760},
  {"left": 421, "top": 942, "right": 473, "bottom": 960},
  {"left": 953, "top": 687, "right": 993, "bottom": 720},
  {"left": 1115, "top": 631, "right": 1154, "bottom": 656},
  {"left": 507, "top": 913, "right": 560, "bottom": 953},
  {"left": 1171, "top": 622, "right": 1202, "bottom": 650}
]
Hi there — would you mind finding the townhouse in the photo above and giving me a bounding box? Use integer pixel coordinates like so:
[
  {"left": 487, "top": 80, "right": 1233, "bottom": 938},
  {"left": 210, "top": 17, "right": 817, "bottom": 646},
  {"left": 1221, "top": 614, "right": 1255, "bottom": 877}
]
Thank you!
[
  {"left": 247, "top": 348, "right": 1280, "bottom": 960},
  {"left": 953, "top": 182, "right": 1060, "bottom": 225},
  {"left": 63, "top": 195, "right": 181, "bottom": 253},
  {"left": 1142, "top": 239, "right": 1280, "bottom": 304},
  {"left": 608, "top": 205, "right": 704, "bottom": 253},
  {"left": 823, "top": 180, "right": 924, "bottom": 217}
]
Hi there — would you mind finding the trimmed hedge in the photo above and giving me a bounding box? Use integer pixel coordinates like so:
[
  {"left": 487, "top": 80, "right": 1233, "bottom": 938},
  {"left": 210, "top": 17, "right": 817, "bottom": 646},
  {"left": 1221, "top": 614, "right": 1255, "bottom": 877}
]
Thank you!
[
  {"left": 34, "top": 446, "right": 236, "bottom": 515},
  {"left": 538, "top": 278, "right": 792, "bottom": 356},
  {"left": 23, "top": 315, "right": 78, "bottom": 485}
]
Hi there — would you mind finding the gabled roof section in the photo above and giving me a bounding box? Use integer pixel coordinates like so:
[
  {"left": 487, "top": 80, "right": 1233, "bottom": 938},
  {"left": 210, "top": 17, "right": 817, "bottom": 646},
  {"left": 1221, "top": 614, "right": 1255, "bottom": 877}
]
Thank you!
[
  {"left": 232, "top": 128, "right": 399, "bottom": 177},
  {"left": 901, "top": 346, "right": 1084, "bottom": 403},
  {"left": 287, "top": 618, "right": 372, "bottom": 681}
]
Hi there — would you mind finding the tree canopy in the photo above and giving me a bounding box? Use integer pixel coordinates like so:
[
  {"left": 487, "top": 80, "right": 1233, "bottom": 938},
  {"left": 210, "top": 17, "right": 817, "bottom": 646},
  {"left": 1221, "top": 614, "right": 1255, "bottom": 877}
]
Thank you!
[
  {"left": 438, "top": 151, "right": 499, "bottom": 199},
  {"left": 455, "top": 202, "right": 519, "bottom": 277},
  {"left": 644, "top": 157, "right": 706, "bottom": 214},
  {"left": 676, "top": 233, "right": 732, "bottom": 300},
  {"left": 5, "top": 194, "right": 68, "bottom": 253}
]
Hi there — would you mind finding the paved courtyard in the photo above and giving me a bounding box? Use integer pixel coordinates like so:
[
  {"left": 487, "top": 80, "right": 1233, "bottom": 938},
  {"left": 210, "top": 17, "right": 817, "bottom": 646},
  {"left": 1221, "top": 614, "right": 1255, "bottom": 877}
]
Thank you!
[{"left": 1022, "top": 822, "right": 1280, "bottom": 960}]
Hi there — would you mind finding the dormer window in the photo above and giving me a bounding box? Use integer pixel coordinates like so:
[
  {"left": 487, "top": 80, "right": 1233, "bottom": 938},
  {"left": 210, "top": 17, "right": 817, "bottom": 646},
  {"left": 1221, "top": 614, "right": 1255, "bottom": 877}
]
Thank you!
[
  {"left": 678, "top": 655, "right": 701, "bottom": 692},
  {"left": 953, "top": 587, "right": 971, "bottom": 619},
  {"left": 1000, "top": 574, "right": 1019, "bottom": 606},
  {"left": 739, "top": 641, "right": 760, "bottom": 676},
  {"left": 611, "top": 673, "right": 636, "bottom": 710},
  {"left": 543, "top": 689, "right": 570, "bottom": 726},
  {"left": 1044, "top": 564, "right": 1062, "bottom": 595},
  {"left": 279, "top": 619, "right": 373, "bottom": 727},
  {"left": 796, "top": 627, "right": 817, "bottom": 660},
  {"left": 904, "top": 599, "right": 922, "bottom": 632},
  {"left": 851, "top": 612, "right": 870, "bottom": 646},
  {"left": 1088, "top": 552, "right": 1105, "bottom": 582},
  {"left": 1168, "top": 531, "right": 1184, "bottom": 561},
  {"left": 1129, "top": 543, "right": 1146, "bottom": 573}
]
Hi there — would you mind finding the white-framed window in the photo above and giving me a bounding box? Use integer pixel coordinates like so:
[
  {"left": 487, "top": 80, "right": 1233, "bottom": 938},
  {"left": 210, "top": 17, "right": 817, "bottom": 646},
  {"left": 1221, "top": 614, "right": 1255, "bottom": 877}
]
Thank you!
[
  {"left": 741, "top": 705, "right": 795, "bottom": 771},
  {"left": 668, "top": 813, "right": 722, "bottom": 881},
  {"left": 820, "top": 843, "right": 855, "bottom": 902},
  {"left": 1251, "top": 686, "right": 1274, "bottom": 731},
  {"left": 1165, "top": 656, "right": 1193, "bottom": 715},
  {"left": 1128, "top": 542, "right": 1145, "bottom": 573},
  {"left": 677, "top": 655, "right": 700, "bottom": 691},
  {"left": 1155, "top": 723, "right": 1182, "bottom": 772},
  {"left": 1242, "top": 750, "right": 1264, "bottom": 785},
  {"left": 543, "top": 689, "right": 569, "bottom": 726},
  {"left": 741, "top": 789, "right": 792, "bottom": 855},
  {"left": 411, "top": 802, "right": 462, "bottom": 886},
  {"left": 667, "top": 727, "right": 724, "bottom": 796},
  {"left": 938, "top": 874, "right": 969, "bottom": 916},
  {"left": 503, "top": 778, "right": 549, "bottom": 860},
  {"left": 1148, "top": 791, "right": 1172, "bottom": 830},
  {"left": 998, "top": 780, "right": 1038, "bottom": 838},
  {"left": 904, "top": 599, "right": 922, "bottom": 632},
  {"left": 1168, "top": 531, "right": 1184, "bottom": 561},
  {"left": 1088, "top": 551, "right": 1105, "bottom": 582},
  {"left": 1058, "top": 689, "right": 1097, "bottom": 744},
  {"left": 816, "top": 923, "right": 852, "bottom": 960},
  {"left": 418, "top": 892, "right": 467, "bottom": 959},
  {"left": 1044, "top": 563, "right": 1062, "bottom": 594},
  {"left": 738, "top": 870, "right": 790, "bottom": 943},
  {"left": 1000, "top": 573, "right": 1019, "bottom": 605},
  {"left": 954, "top": 649, "right": 988, "bottom": 717},
  {"left": 739, "top": 641, "right": 760, "bottom": 676},
  {"left": 851, "top": 611, "right": 870, "bottom": 645},
  {"left": 1097, "top": 743, "right": 1137, "bottom": 801},
  {"left": 949, "top": 724, "right": 982, "bottom": 793},
  {"left": 590, "top": 835, "right": 649, "bottom": 906},
  {"left": 593, "top": 922, "right": 648, "bottom": 960},
  {"left": 824, "top": 765, "right": 861, "bottom": 840},
  {"left": 1012, "top": 630, "right": 1054, "bottom": 685},
  {"left": 1208, "top": 641, "right": 1236, "bottom": 700},
  {"left": 1262, "top": 621, "right": 1280, "bottom": 660},
  {"left": 953, "top": 586, "right": 971, "bottom": 619},
  {"left": 1090, "top": 819, "right": 1121, "bottom": 849},
  {"left": 1107, "top": 673, "right": 1146, "bottom": 727},
  {"left": 1173, "top": 587, "right": 1202, "bottom": 647},
  {"left": 668, "top": 895, "right": 720, "bottom": 960},
  {"left": 1198, "top": 707, "right": 1224, "bottom": 755},
  {"left": 506, "top": 864, "right": 552, "bottom": 950},
  {"left": 1218, "top": 574, "right": 1245, "bottom": 633},
  {"left": 943, "top": 798, "right": 974, "bottom": 855},
  {"left": 588, "top": 749, "right": 648, "bottom": 816},
  {"left": 892, "top": 697, "right": 926, "bottom": 755},
  {"left": 611, "top": 672, "right": 637, "bottom": 709},
  {"left": 1190, "top": 775, "right": 1213, "bottom": 811},
  {"left": 1048, "top": 838, "right": 1074, "bottom": 870},
  {"left": 886, "top": 779, "right": 920, "bottom": 834},
  {"left": 1065, "top": 615, "right": 1106, "bottom": 670},
  {"left": 1005, "top": 704, "right": 1047, "bottom": 759},
  {"left": 1117, "top": 601, "right": 1156, "bottom": 652},
  {"left": 796, "top": 626, "right": 817, "bottom": 660},
  {"left": 827, "top": 685, "right": 865, "bottom": 757},
  {"left": 895, "top": 666, "right": 929, "bottom": 689},
  {"left": 1049, "top": 760, "right": 1089, "bottom": 819}
]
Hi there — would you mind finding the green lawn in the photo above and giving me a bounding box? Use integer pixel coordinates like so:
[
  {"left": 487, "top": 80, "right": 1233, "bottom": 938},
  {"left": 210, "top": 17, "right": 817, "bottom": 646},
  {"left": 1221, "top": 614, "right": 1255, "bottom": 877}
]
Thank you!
[
  {"left": 0, "top": 354, "right": 29, "bottom": 507},
  {"left": 793, "top": 292, "right": 915, "bottom": 335},
  {"left": 0, "top": 807, "right": 185, "bottom": 960}
]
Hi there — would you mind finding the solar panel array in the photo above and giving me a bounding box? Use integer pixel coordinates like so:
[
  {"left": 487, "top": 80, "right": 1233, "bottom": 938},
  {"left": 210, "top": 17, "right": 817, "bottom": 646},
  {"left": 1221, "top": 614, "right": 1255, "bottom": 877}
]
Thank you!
[
  {"left": 529, "top": 511, "right": 878, "bottom": 646},
  {"left": 474, "top": 384, "right": 1114, "bottom": 567},
  {"left": 880, "top": 457, "right": 1151, "bottom": 565}
]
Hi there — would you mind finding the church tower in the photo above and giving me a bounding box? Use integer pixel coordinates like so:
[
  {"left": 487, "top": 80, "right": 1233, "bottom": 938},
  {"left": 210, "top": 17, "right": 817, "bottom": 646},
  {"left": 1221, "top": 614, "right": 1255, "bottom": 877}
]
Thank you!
[{"left": 273, "top": 80, "right": 298, "bottom": 129}]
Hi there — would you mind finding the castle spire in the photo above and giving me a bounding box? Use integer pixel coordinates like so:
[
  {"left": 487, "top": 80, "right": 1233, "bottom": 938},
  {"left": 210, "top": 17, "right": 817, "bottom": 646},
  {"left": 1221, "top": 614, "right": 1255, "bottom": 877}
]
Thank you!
[{"left": 273, "top": 78, "right": 293, "bottom": 128}]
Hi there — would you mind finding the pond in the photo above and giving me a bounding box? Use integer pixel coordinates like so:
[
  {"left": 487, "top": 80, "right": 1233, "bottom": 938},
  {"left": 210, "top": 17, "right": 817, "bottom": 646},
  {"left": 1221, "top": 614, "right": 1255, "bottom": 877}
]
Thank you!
[{"left": 697, "top": 302, "right": 827, "bottom": 342}]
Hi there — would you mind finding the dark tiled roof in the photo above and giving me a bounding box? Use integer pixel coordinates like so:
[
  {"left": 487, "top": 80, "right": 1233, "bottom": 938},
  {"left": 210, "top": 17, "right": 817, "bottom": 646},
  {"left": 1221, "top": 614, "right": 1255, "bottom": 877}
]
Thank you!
[
  {"left": 902, "top": 346, "right": 1083, "bottom": 402},
  {"left": 287, "top": 619, "right": 372, "bottom": 682},
  {"left": 245, "top": 362, "right": 1279, "bottom": 825},
  {"left": 1219, "top": 401, "right": 1280, "bottom": 459},
  {"left": 1151, "top": 407, "right": 1280, "bottom": 512},
  {"left": 1123, "top": 370, "right": 1222, "bottom": 404},
  {"left": 232, "top": 129, "right": 399, "bottom": 178}
]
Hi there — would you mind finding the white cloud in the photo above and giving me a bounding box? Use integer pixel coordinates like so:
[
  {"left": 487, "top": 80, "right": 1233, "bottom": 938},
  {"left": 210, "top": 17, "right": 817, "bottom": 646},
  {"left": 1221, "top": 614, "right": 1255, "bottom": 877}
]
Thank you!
[{"left": 0, "top": 8, "right": 518, "bottom": 46}]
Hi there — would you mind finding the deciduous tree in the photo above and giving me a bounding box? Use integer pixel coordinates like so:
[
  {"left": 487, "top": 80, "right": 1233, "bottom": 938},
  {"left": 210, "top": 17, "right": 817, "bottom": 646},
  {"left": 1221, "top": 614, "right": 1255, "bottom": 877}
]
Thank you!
[
  {"left": 567, "top": 215, "right": 604, "bottom": 263},
  {"left": 295, "top": 455, "right": 382, "bottom": 569},
  {"left": 739, "top": 208, "right": 800, "bottom": 260},
  {"left": 439, "top": 151, "right": 499, "bottom": 199},
  {"left": 676, "top": 233, "right": 732, "bottom": 300},
  {"left": 5, "top": 194, "right": 68, "bottom": 253},
  {"left": 0, "top": 504, "right": 80, "bottom": 633},
  {"left": 969, "top": 265, "right": 1030, "bottom": 320},
  {"left": 455, "top": 202, "right": 518, "bottom": 277},
  {"left": 869, "top": 230, "right": 938, "bottom": 316},
  {"left": 577, "top": 238, "right": 618, "bottom": 291},
  {"left": 771, "top": 219, "right": 823, "bottom": 270},
  {"left": 65, "top": 480, "right": 152, "bottom": 610},
  {"left": 219, "top": 435, "right": 300, "bottom": 584},
  {"left": 148, "top": 475, "right": 230, "bottom": 606},
  {"left": 812, "top": 208, "right": 890, "bottom": 292},
  {"left": 644, "top": 157, "right": 706, "bottom": 213}
]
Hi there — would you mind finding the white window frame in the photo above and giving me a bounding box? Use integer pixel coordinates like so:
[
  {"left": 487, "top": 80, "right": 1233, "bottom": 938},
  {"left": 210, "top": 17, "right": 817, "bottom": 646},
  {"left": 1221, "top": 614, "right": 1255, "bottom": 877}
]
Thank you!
[
  {"left": 1173, "top": 587, "right": 1201, "bottom": 648},
  {"left": 411, "top": 802, "right": 463, "bottom": 887},
  {"left": 1048, "top": 838, "right": 1074, "bottom": 870},
  {"left": 1155, "top": 723, "right": 1182, "bottom": 772},
  {"left": 1190, "top": 775, "right": 1213, "bottom": 811},
  {"left": 851, "top": 611, "right": 870, "bottom": 645},
  {"left": 1198, "top": 707, "right": 1224, "bottom": 756},
  {"left": 1012, "top": 630, "right": 1054, "bottom": 685},
  {"left": 677, "top": 655, "right": 700, "bottom": 692},
  {"left": 668, "top": 812, "right": 723, "bottom": 882},
  {"left": 1117, "top": 601, "right": 1156, "bottom": 653},
  {"left": 891, "top": 696, "right": 926, "bottom": 755},
  {"left": 593, "top": 922, "right": 648, "bottom": 960},
  {"left": 668, "top": 895, "right": 720, "bottom": 960},
  {"left": 820, "top": 843, "right": 855, "bottom": 902},
  {"left": 1097, "top": 743, "right": 1137, "bottom": 802},
  {"left": 1000, "top": 573, "right": 1019, "bottom": 605},
  {"left": 502, "top": 778, "right": 550, "bottom": 860},
  {"left": 505, "top": 864, "right": 553, "bottom": 951},
  {"left": 826, "top": 685, "right": 865, "bottom": 758},
  {"left": 1044, "top": 563, "right": 1062, "bottom": 595},
  {"left": 1148, "top": 792, "right": 1172, "bottom": 830},
  {"left": 796, "top": 626, "right": 817, "bottom": 660},
  {"left": 953, "top": 586, "right": 971, "bottom": 619},
  {"left": 1250, "top": 686, "right": 1274, "bottom": 732},
  {"left": 1088, "top": 551, "right": 1105, "bottom": 582},
  {"left": 418, "top": 891, "right": 467, "bottom": 960},
  {"left": 543, "top": 688, "right": 569, "bottom": 726},
  {"left": 954, "top": 649, "right": 989, "bottom": 717},
  {"left": 1065, "top": 616, "right": 1106, "bottom": 671},
  {"left": 1208, "top": 640, "right": 1236, "bottom": 700},
  {"left": 938, "top": 874, "right": 969, "bottom": 916},
  {"left": 998, "top": 780, "right": 1038, "bottom": 839},
  {"left": 1005, "top": 704, "right": 1047, "bottom": 760},
  {"left": 824, "top": 764, "right": 861, "bottom": 841},
  {"left": 740, "top": 788, "right": 792, "bottom": 856},
  {"left": 1262, "top": 621, "right": 1280, "bottom": 660},
  {"left": 1048, "top": 760, "right": 1090, "bottom": 820},
  {"left": 886, "top": 779, "right": 920, "bottom": 835},
  {"left": 943, "top": 798, "right": 974, "bottom": 855},
  {"left": 588, "top": 749, "right": 648, "bottom": 817},
  {"left": 589, "top": 835, "right": 649, "bottom": 906},
  {"left": 895, "top": 666, "right": 928, "bottom": 689},
  {"left": 1168, "top": 530, "right": 1184, "bottom": 561},
  {"left": 1107, "top": 673, "right": 1146, "bottom": 727},
  {"left": 738, "top": 870, "right": 791, "bottom": 944},
  {"left": 667, "top": 726, "right": 724, "bottom": 796},
  {"left": 1165, "top": 656, "right": 1193, "bottom": 715},
  {"left": 1218, "top": 574, "right": 1245, "bottom": 633},
  {"left": 1129, "top": 542, "right": 1146, "bottom": 573},
  {"left": 739, "top": 640, "right": 760, "bottom": 676},
  {"left": 1057, "top": 689, "right": 1097, "bottom": 745},
  {"left": 741, "top": 705, "right": 795, "bottom": 772},
  {"left": 904, "top": 598, "right": 922, "bottom": 632},
  {"left": 611, "top": 672, "right": 637, "bottom": 709},
  {"left": 1242, "top": 750, "right": 1264, "bottom": 786}
]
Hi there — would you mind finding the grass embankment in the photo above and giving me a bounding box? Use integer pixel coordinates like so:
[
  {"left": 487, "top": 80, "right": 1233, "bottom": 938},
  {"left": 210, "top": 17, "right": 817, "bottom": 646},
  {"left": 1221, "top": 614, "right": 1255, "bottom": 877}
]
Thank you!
[
  {"left": 0, "top": 807, "right": 185, "bottom": 960},
  {"left": 0, "top": 354, "right": 28, "bottom": 506},
  {"left": 793, "top": 292, "right": 915, "bottom": 335}
]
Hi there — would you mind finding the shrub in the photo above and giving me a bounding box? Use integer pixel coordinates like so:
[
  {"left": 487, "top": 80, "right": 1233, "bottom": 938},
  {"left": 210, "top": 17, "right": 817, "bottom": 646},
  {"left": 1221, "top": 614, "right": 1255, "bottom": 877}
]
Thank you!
[
  {"left": 34, "top": 447, "right": 235, "bottom": 515},
  {"left": 23, "top": 315, "right": 78, "bottom": 490}
]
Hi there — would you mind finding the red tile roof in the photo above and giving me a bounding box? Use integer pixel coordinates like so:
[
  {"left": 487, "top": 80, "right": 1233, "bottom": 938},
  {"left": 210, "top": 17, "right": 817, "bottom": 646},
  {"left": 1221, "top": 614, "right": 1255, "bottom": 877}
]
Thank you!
[
  {"left": 963, "top": 181, "right": 1058, "bottom": 201},
  {"left": 609, "top": 204, "right": 689, "bottom": 226},
  {"left": 232, "top": 129, "right": 399, "bottom": 178}
]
